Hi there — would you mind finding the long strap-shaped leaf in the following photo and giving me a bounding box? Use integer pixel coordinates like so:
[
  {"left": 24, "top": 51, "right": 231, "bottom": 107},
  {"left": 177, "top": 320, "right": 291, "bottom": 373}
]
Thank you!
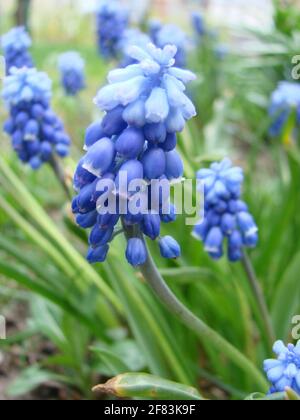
[
  {"left": 0, "top": 154, "right": 122, "bottom": 314},
  {"left": 93, "top": 373, "right": 203, "bottom": 400},
  {"left": 0, "top": 259, "right": 102, "bottom": 337},
  {"left": 0, "top": 158, "right": 194, "bottom": 386}
]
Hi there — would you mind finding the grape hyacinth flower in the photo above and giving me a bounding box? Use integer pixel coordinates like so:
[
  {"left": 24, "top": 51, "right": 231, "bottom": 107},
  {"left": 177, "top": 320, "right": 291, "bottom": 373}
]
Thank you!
[
  {"left": 148, "top": 19, "right": 163, "bottom": 43},
  {"left": 1, "top": 27, "right": 33, "bottom": 73},
  {"left": 264, "top": 340, "right": 300, "bottom": 395},
  {"left": 193, "top": 159, "right": 258, "bottom": 262},
  {"left": 119, "top": 29, "right": 152, "bottom": 67},
  {"left": 191, "top": 12, "right": 206, "bottom": 37},
  {"left": 58, "top": 51, "right": 86, "bottom": 96},
  {"left": 2, "top": 67, "right": 71, "bottom": 170},
  {"left": 154, "top": 24, "right": 189, "bottom": 68},
  {"left": 73, "top": 43, "right": 197, "bottom": 267},
  {"left": 96, "top": 0, "right": 129, "bottom": 59},
  {"left": 269, "top": 81, "right": 300, "bottom": 138}
]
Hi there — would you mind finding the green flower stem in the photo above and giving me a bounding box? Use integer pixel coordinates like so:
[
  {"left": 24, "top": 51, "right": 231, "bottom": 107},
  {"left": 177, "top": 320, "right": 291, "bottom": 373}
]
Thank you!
[
  {"left": 123, "top": 224, "right": 269, "bottom": 392},
  {"left": 241, "top": 253, "right": 275, "bottom": 351},
  {"left": 49, "top": 155, "right": 72, "bottom": 201},
  {"left": 105, "top": 262, "right": 192, "bottom": 385}
]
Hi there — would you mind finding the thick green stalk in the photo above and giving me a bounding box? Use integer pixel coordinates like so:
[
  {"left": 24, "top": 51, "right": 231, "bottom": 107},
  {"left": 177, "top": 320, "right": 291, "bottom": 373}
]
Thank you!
[
  {"left": 123, "top": 225, "right": 269, "bottom": 392},
  {"left": 105, "top": 262, "right": 193, "bottom": 385}
]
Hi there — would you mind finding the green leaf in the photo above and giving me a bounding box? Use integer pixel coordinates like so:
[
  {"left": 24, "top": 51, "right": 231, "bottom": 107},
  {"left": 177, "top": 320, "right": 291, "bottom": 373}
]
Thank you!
[
  {"left": 0, "top": 155, "right": 122, "bottom": 315},
  {"left": 271, "top": 251, "right": 300, "bottom": 339},
  {"left": 91, "top": 347, "right": 131, "bottom": 377},
  {"left": 92, "top": 339, "right": 147, "bottom": 377},
  {"left": 245, "top": 392, "right": 286, "bottom": 401},
  {"left": 0, "top": 259, "right": 102, "bottom": 338},
  {"left": 112, "top": 340, "right": 147, "bottom": 371},
  {"left": 159, "top": 267, "right": 215, "bottom": 284},
  {"left": 93, "top": 373, "right": 203, "bottom": 400},
  {"left": 7, "top": 366, "right": 67, "bottom": 397}
]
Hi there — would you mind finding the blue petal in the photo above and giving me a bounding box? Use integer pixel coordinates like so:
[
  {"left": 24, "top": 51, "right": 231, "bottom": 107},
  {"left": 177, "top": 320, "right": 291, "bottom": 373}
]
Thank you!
[
  {"left": 145, "top": 87, "right": 170, "bottom": 123},
  {"left": 122, "top": 99, "right": 146, "bottom": 127},
  {"left": 165, "top": 107, "right": 185, "bottom": 133},
  {"left": 82, "top": 138, "right": 116, "bottom": 177},
  {"left": 126, "top": 238, "right": 147, "bottom": 267},
  {"left": 165, "top": 150, "right": 183, "bottom": 180},
  {"left": 159, "top": 236, "right": 181, "bottom": 259},
  {"left": 107, "top": 64, "right": 143, "bottom": 83},
  {"left": 142, "top": 147, "right": 166, "bottom": 179}
]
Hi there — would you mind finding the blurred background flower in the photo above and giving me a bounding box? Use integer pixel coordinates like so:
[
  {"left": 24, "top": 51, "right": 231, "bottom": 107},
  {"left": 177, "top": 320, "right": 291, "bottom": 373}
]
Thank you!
[
  {"left": 194, "top": 159, "right": 258, "bottom": 262},
  {"left": 2, "top": 67, "right": 71, "bottom": 169},
  {"left": 58, "top": 51, "right": 86, "bottom": 96},
  {"left": 1, "top": 26, "right": 33, "bottom": 72}
]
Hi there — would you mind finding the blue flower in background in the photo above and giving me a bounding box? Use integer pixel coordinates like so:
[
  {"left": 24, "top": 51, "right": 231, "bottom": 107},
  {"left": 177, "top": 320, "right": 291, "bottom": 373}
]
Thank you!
[
  {"left": 96, "top": 0, "right": 129, "bottom": 59},
  {"left": 191, "top": 12, "right": 206, "bottom": 37},
  {"left": 73, "top": 43, "right": 197, "bottom": 267},
  {"left": 264, "top": 340, "right": 300, "bottom": 395},
  {"left": 58, "top": 51, "right": 86, "bottom": 96},
  {"left": 2, "top": 67, "right": 71, "bottom": 170},
  {"left": 1, "top": 27, "right": 33, "bottom": 73},
  {"left": 193, "top": 159, "right": 258, "bottom": 262},
  {"left": 154, "top": 24, "right": 189, "bottom": 68},
  {"left": 119, "top": 28, "right": 152, "bottom": 67},
  {"left": 2, "top": 67, "right": 52, "bottom": 106},
  {"left": 269, "top": 81, "right": 300, "bottom": 137},
  {"left": 148, "top": 19, "right": 163, "bottom": 42}
]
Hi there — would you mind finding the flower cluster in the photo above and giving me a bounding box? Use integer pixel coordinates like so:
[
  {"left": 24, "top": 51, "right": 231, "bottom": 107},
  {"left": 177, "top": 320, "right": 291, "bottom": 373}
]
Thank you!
[
  {"left": 269, "top": 81, "right": 300, "bottom": 137},
  {"left": 264, "top": 340, "right": 300, "bottom": 395},
  {"left": 193, "top": 159, "right": 258, "bottom": 262},
  {"left": 58, "top": 51, "right": 86, "bottom": 96},
  {"left": 151, "top": 23, "right": 189, "bottom": 68},
  {"left": 2, "top": 67, "right": 71, "bottom": 170},
  {"left": 1, "top": 27, "right": 33, "bottom": 73},
  {"left": 72, "top": 43, "right": 197, "bottom": 267},
  {"left": 96, "top": 0, "right": 129, "bottom": 59}
]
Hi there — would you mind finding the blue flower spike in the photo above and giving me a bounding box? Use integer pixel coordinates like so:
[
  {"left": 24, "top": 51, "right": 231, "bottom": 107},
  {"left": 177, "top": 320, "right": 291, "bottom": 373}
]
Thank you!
[
  {"left": 1, "top": 26, "right": 33, "bottom": 73},
  {"left": 58, "top": 51, "right": 86, "bottom": 96},
  {"left": 73, "top": 42, "right": 197, "bottom": 267},
  {"left": 264, "top": 340, "right": 300, "bottom": 395},
  {"left": 192, "top": 12, "right": 206, "bottom": 37},
  {"left": 96, "top": 0, "right": 129, "bottom": 59},
  {"left": 119, "top": 29, "right": 152, "bottom": 67},
  {"left": 2, "top": 67, "right": 71, "bottom": 169},
  {"left": 193, "top": 158, "right": 258, "bottom": 262}
]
